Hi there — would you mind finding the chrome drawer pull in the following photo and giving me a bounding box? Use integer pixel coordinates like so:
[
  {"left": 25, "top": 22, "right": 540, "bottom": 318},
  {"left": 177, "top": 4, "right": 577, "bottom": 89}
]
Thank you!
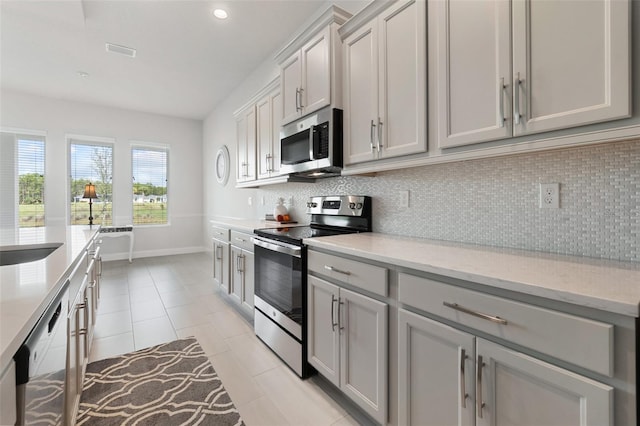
[
  {"left": 324, "top": 265, "right": 351, "bottom": 276},
  {"left": 443, "top": 302, "right": 508, "bottom": 325}
]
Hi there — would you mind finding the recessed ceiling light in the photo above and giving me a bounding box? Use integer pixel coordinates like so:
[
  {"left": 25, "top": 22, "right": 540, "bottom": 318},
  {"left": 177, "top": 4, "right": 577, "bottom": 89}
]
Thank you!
[
  {"left": 77, "top": 71, "right": 90, "bottom": 78},
  {"left": 213, "top": 9, "right": 228, "bottom": 19}
]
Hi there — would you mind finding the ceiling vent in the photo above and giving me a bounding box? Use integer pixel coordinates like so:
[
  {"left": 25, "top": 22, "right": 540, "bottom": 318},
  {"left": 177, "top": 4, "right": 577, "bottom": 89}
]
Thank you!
[{"left": 105, "top": 42, "right": 136, "bottom": 58}]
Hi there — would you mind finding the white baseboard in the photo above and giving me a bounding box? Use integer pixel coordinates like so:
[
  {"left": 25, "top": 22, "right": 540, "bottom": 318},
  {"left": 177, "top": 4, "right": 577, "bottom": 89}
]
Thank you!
[{"left": 101, "top": 245, "right": 208, "bottom": 262}]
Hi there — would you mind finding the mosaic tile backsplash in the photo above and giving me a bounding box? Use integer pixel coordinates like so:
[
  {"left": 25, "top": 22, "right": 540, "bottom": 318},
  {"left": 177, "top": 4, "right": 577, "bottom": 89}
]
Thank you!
[{"left": 258, "top": 139, "right": 640, "bottom": 263}]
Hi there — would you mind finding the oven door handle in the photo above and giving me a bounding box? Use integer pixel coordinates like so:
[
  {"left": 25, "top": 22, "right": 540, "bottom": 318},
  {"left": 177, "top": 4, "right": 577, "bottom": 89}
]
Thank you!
[{"left": 251, "top": 236, "right": 302, "bottom": 258}]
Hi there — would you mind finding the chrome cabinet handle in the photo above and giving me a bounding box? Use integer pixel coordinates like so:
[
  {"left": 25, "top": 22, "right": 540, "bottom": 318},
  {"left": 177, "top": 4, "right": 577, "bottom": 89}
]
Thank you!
[
  {"left": 235, "top": 237, "right": 247, "bottom": 243},
  {"left": 298, "top": 87, "right": 304, "bottom": 110},
  {"left": 331, "top": 295, "right": 338, "bottom": 331},
  {"left": 514, "top": 72, "right": 521, "bottom": 125},
  {"left": 295, "top": 88, "right": 300, "bottom": 111},
  {"left": 477, "top": 355, "right": 485, "bottom": 418},
  {"left": 338, "top": 298, "right": 345, "bottom": 331},
  {"left": 265, "top": 154, "right": 273, "bottom": 172},
  {"left": 499, "top": 77, "right": 506, "bottom": 128},
  {"left": 370, "top": 120, "right": 376, "bottom": 151},
  {"left": 443, "top": 302, "right": 508, "bottom": 325},
  {"left": 377, "top": 118, "right": 383, "bottom": 151},
  {"left": 236, "top": 254, "right": 244, "bottom": 273},
  {"left": 460, "top": 348, "right": 468, "bottom": 408},
  {"left": 215, "top": 245, "right": 223, "bottom": 260},
  {"left": 324, "top": 265, "right": 351, "bottom": 276}
]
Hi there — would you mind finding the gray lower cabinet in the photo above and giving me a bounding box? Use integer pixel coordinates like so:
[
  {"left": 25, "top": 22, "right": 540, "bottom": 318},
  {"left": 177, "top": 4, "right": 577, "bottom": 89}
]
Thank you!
[
  {"left": 213, "top": 238, "right": 230, "bottom": 293},
  {"left": 230, "top": 246, "right": 254, "bottom": 313},
  {"left": 230, "top": 230, "right": 255, "bottom": 315},
  {"left": 308, "top": 275, "right": 387, "bottom": 424},
  {"left": 398, "top": 309, "right": 613, "bottom": 426},
  {"left": 66, "top": 274, "right": 87, "bottom": 425},
  {"left": 65, "top": 237, "right": 102, "bottom": 424}
]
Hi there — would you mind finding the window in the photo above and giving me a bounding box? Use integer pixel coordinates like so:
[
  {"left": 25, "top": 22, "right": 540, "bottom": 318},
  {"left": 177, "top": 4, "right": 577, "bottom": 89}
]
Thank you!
[
  {"left": 132, "top": 145, "right": 168, "bottom": 225},
  {"left": 1, "top": 132, "right": 45, "bottom": 228},
  {"left": 69, "top": 139, "right": 113, "bottom": 225}
]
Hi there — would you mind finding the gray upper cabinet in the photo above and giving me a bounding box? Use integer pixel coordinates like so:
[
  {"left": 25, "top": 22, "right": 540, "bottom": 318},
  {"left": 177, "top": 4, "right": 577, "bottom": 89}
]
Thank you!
[
  {"left": 235, "top": 106, "right": 256, "bottom": 183},
  {"left": 276, "top": 6, "right": 352, "bottom": 126},
  {"left": 342, "top": 0, "right": 427, "bottom": 165},
  {"left": 435, "top": 0, "right": 630, "bottom": 149},
  {"left": 256, "top": 85, "right": 282, "bottom": 179}
]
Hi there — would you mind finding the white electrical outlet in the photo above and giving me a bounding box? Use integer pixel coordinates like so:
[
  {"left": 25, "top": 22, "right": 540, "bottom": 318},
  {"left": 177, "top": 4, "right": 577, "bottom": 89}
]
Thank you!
[
  {"left": 539, "top": 183, "right": 560, "bottom": 208},
  {"left": 248, "top": 196, "right": 253, "bottom": 206},
  {"left": 399, "top": 190, "right": 410, "bottom": 208}
]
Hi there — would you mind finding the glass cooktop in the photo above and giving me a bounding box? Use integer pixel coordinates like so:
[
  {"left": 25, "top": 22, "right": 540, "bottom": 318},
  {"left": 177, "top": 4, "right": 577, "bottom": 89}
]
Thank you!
[{"left": 253, "top": 225, "right": 358, "bottom": 246}]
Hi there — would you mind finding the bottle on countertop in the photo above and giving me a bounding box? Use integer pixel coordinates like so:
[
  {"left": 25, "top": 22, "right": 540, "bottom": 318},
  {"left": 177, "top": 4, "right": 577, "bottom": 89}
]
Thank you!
[{"left": 273, "top": 198, "right": 288, "bottom": 222}]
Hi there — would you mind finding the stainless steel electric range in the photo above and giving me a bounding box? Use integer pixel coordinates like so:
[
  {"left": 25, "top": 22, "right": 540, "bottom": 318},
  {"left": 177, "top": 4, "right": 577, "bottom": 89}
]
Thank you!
[{"left": 251, "top": 195, "right": 372, "bottom": 378}]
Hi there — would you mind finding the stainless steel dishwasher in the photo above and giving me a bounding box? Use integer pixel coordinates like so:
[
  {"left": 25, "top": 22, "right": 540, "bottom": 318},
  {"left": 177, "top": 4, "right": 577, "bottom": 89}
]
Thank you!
[{"left": 14, "top": 280, "right": 69, "bottom": 425}]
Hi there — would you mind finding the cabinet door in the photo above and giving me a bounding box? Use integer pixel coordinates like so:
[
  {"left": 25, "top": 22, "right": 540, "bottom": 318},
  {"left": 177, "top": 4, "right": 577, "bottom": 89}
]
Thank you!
[
  {"left": 236, "top": 114, "right": 247, "bottom": 182},
  {"left": 230, "top": 246, "right": 243, "bottom": 305},
  {"left": 240, "top": 249, "right": 254, "bottom": 312},
  {"left": 307, "top": 276, "right": 340, "bottom": 387},
  {"left": 281, "top": 52, "right": 302, "bottom": 125},
  {"left": 65, "top": 305, "right": 80, "bottom": 424},
  {"left": 301, "top": 27, "right": 331, "bottom": 115},
  {"left": 436, "top": 0, "right": 512, "bottom": 148},
  {"left": 398, "top": 309, "right": 475, "bottom": 426},
  {"left": 378, "top": 0, "right": 427, "bottom": 158},
  {"left": 343, "top": 21, "right": 379, "bottom": 165},
  {"left": 512, "top": 0, "right": 630, "bottom": 137},
  {"left": 340, "top": 287, "right": 387, "bottom": 424},
  {"left": 270, "top": 89, "right": 282, "bottom": 176},
  {"left": 213, "top": 240, "right": 230, "bottom": 294},
  {"left": 256, "top": 95, "right": 272, "bottom": 179},
  {"left": 476, "top": 339, "right": 613, "bottom": 426},
  {"left": 236, "top": 107, "right": 256, "bottom": 182}
]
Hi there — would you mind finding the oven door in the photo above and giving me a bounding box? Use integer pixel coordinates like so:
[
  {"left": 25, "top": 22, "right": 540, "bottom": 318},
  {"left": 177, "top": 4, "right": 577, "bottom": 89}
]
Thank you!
[{"left": 252, "top": 236, "right": 304, "bottom": 339}]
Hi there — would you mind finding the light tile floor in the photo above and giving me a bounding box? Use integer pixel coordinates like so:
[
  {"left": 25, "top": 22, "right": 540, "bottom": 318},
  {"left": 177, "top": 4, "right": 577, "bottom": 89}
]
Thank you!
[{"left": 90, "top": 252, "right": 364, "bottom": 426}]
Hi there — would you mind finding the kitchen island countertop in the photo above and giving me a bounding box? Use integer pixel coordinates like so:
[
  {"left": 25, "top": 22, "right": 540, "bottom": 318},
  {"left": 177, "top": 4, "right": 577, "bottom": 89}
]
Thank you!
[
  {"left": 0, "top": 225, "right": 99, "bottom": 372},
  {"left": 304, "top": 232, "right": 640, "bottom": 317}
]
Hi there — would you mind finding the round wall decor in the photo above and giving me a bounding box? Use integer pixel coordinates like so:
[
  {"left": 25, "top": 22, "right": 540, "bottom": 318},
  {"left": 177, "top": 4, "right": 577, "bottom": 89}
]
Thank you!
[{"left": 215, "top": 145, "right": 230, "bottom": 186}]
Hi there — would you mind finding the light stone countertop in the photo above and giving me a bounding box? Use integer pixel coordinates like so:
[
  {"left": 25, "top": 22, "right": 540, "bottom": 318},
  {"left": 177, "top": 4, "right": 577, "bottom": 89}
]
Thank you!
[
  {"left": 0, "top": 225, "right": 99, "bottom": 372},
  {"left": 304, "top": 233, "right": 640, "bottom": 317},
  {"left": 210, "top": 217, "right": 305, "bottom": 234}
]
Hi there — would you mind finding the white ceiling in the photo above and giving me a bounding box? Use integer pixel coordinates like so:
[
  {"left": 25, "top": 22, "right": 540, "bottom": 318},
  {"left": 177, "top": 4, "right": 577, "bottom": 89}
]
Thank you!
[{"left": 0, "top": 0, "right": 353, "bottom": 120}]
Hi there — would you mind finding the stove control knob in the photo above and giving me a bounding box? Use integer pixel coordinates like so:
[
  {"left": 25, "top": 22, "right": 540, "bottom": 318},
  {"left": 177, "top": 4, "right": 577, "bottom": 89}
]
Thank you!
[
  {"left": 356, "top": 203, "right": 363, "bottom": 209},
  {"left": 313, "top": 202, "right": 318, "bottom": 207},
  {"left": 306, "top": 202, "right": 312, "bottom": 208},
  {"left": 349, "top": 202, "right": 356, "bottom": 209}
]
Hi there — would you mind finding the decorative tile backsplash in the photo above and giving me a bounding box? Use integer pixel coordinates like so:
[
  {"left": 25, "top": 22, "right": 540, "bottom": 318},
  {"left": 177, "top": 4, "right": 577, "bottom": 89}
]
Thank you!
[{"left": 258, "top": 139, "right": 639, "bottom": 263}]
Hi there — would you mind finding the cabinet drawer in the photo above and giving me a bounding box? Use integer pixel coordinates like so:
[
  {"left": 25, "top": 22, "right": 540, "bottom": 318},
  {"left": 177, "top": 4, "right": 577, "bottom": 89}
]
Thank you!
[
  {"left": 308, "top": 251, "right": 388, "bottom": 297},
  {"left": 211, "top": 225, "right": 230, "bottom": 242},
  {"left": 398, "top": 273, "right": 613, "bottom": 376},
  {"left": 230, "top": 230, "right": 254, "bottom": 252}
]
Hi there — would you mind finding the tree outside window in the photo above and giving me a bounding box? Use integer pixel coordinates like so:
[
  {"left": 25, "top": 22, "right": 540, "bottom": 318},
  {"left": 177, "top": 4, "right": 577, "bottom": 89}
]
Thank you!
[{"left": 69, "top": 142, "right": 113, "bottom": 225}]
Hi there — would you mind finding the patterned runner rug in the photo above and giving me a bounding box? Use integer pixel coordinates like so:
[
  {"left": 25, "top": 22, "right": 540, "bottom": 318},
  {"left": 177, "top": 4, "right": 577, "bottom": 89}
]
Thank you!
[{"left": 77, "top": 337, "right": 244, "bottom": 425}]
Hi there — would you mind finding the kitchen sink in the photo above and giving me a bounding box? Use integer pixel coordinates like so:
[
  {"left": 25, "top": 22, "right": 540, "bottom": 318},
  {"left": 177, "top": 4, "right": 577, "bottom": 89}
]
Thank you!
[{"left": 0, "top": 242, "right": 63, "bottom": 266}]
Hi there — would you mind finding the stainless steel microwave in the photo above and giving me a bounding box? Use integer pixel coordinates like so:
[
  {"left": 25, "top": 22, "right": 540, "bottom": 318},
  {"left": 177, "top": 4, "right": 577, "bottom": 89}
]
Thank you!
[{"left": 279, "top": 107, "right": 343, "bottom": 178}]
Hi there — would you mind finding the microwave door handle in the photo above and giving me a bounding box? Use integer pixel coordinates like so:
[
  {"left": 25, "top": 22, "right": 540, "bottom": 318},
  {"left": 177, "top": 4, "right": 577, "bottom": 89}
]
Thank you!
[{"left": 308, "top": 125, "right": 316, "bottom": 160}]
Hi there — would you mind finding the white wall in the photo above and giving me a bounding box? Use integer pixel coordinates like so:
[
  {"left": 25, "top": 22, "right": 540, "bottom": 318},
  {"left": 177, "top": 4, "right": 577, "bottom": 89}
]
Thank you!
[{"left": 1, "top": 90, "right": 204, "bottom": 259}]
